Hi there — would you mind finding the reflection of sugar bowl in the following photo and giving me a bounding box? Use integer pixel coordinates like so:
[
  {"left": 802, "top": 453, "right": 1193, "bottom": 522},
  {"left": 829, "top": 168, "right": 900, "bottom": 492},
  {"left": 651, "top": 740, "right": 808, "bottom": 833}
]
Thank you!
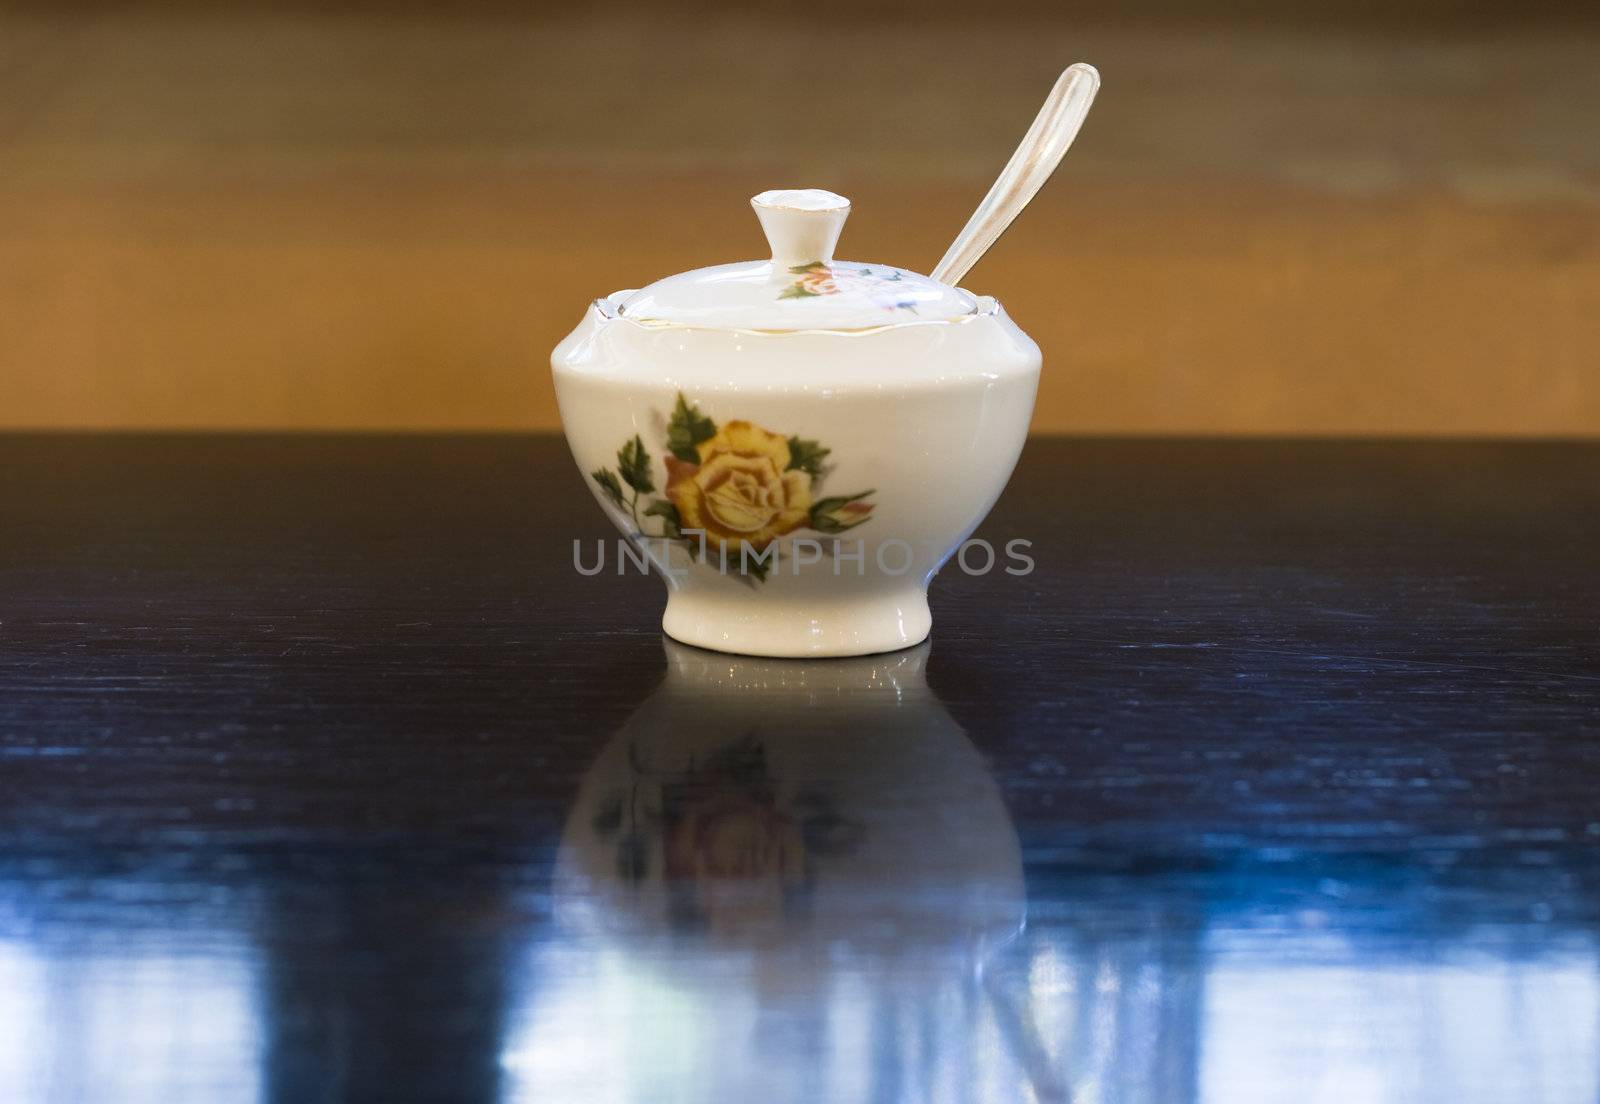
[
  {"left": 521, "top": 643, "right": 1023, "bottom": 1097},
  {"left": 553, "top": 189, "right": 1040, "bottom": 658},
  {"left": 552, "top": 642, "right": 1023, "bottom": 958}
]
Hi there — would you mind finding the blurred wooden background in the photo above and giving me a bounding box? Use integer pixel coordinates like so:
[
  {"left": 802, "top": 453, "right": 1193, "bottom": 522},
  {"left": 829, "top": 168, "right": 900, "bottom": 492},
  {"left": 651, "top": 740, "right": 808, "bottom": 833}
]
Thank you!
[{"left": 1, "top": 2, "right": 1597, "bottom": 434}]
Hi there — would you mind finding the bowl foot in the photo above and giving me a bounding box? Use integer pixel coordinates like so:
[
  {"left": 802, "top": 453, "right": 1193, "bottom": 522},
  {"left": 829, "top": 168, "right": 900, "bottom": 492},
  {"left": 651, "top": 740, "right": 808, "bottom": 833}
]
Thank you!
[{"left": 661, "top": 587, "right": 932, "bottom": 658}]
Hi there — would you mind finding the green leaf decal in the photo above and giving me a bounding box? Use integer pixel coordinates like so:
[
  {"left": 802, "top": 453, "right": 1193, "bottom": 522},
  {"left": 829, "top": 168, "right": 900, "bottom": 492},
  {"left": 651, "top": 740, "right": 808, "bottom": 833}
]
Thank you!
[
  {"left": 617, "top": 434, "right": 654, "bottom": 495},
  {"left": 809, "top": 490, "right": 875, "bottom": 534},
  {"left": 712, "top": 543, "right": 773, "bottom": 585},
  {"left": 666, "top": 393, "right": 717, "bottom": 463},
  {"left": 739, "top": 551, "right": 772, "bottom": 584},
  {"left": 786, "top": 436, "right": 830, "bottom": 476},
  {"left": 788, "top": 261, "right": 826, "bottom": 275},
  {"left": 778, "top": 285, "right": 820, "bottom": 300},
  {"left": 643, "top": 499, "right": 682, "bottom": 538},
  {"left": 591, "top": 467, "right": 625, "bottom": 508}
]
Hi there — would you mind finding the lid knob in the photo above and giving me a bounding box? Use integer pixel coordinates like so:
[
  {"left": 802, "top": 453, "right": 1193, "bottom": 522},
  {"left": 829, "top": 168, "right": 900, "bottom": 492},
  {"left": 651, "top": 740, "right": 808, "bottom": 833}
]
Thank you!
[{"left": 752, "top": 189, "right": 850, "bottom": 272}]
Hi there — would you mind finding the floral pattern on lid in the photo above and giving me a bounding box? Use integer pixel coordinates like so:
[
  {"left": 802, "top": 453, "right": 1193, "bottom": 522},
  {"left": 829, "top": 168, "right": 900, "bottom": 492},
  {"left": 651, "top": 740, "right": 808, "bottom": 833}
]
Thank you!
[
  {"left": 613, "top": 189, "right": 976, "bottom": 330},
  {"left": 779, "top": 262, "right": 919, "bottom": 313}
]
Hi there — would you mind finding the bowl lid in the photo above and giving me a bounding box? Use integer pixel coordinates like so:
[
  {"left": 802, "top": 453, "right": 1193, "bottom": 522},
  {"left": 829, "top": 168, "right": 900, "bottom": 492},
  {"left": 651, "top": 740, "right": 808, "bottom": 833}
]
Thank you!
[{"left": 615, "top": 189, "right": 979, "bottom": 331}]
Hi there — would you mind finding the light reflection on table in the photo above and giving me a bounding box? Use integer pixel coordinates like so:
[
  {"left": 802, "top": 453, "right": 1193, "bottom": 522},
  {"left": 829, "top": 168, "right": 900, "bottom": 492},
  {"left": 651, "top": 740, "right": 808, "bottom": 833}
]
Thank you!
[
  {"left": 494, "top": 643, "right": 1600, "bottom": 1104},
  {"left": 0, "top": 930, "right": 262, "bottom": 1102},
  {"left": 0, "top": 639, "right": 1595, "bottom": 1102}
]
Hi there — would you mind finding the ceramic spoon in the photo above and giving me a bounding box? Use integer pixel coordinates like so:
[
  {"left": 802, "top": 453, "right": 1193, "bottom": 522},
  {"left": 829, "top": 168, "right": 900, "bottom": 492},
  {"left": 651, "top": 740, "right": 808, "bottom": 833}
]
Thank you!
[{"left": 930, "top": 62, "right": 1100, "bottom": 287}]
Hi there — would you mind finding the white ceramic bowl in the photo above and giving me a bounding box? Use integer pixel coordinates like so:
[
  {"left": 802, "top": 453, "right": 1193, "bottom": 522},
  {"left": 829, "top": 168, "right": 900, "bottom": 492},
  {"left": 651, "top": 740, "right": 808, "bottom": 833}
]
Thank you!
[{"left": 552, "top": 190, "right": 1040, "bottom": 657}]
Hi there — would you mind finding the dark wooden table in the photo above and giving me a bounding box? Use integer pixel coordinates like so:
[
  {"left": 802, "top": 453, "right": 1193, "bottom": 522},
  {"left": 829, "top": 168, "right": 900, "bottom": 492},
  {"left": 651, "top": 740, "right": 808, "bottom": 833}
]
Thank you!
[{"left": 1, "top": 434, "right": 1597, "bottom": 1103}]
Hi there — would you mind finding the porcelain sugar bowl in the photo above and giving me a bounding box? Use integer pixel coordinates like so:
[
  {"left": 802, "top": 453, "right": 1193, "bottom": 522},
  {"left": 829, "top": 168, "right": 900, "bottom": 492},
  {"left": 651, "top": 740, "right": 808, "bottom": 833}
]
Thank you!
[{"left": 552, "top": 189, "right": 1040, "bottom": 658}]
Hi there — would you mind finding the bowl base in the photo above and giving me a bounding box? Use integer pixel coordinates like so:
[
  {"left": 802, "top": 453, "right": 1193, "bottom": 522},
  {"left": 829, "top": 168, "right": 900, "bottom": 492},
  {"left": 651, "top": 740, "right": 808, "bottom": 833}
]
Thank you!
[{"left": 661, "top": 586, "right": 932, "bottom": 659}]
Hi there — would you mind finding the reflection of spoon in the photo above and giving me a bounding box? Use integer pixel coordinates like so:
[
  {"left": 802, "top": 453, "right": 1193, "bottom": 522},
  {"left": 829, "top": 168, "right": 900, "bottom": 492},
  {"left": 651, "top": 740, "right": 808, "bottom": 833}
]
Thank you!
[{"left": 930, "top": 62, "right": 1100, "bottom": 287}]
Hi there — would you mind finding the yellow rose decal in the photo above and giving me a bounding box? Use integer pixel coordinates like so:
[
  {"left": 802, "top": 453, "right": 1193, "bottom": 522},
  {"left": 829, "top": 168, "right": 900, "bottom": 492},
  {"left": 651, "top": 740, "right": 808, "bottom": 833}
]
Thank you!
[
  {"left": 662, "top": 788, "right": 808, "bottom": 936},
  {"left": 666, "top": 421, "right": 811, "bottom": 553},
  {"left": 590, "top": 734, "right": 865, "bottom": 937},
  {"left": 589, "top": 392, "right": 875, "bottom": 583}
]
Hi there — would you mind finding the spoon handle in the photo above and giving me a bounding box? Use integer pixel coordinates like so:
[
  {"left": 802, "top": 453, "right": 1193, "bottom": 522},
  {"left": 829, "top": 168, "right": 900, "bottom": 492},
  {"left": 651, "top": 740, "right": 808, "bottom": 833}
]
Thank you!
[{"left": 930, "top": 63, "right": 1100, "bottom": 288}]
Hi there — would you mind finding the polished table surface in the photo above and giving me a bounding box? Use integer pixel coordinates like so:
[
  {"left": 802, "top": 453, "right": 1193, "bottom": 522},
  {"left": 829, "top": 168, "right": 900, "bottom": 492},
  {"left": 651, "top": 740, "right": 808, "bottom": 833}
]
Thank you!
[{"left": 1, "top": 434, "right": 1598, "bottom": 1103}]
